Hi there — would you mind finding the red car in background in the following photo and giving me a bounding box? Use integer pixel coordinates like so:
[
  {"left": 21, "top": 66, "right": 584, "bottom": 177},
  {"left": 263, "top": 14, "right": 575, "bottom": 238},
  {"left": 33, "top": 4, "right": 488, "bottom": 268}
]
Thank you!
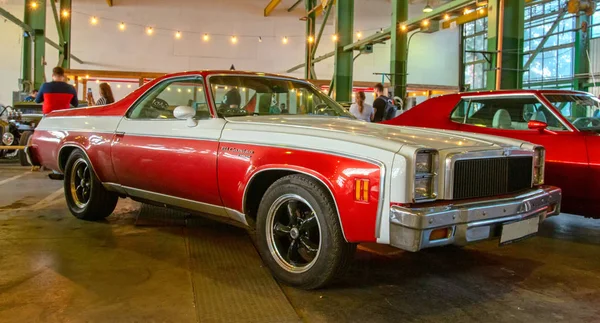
[{"left": 386, "top": 90, "right": 600, "bottom": 218}]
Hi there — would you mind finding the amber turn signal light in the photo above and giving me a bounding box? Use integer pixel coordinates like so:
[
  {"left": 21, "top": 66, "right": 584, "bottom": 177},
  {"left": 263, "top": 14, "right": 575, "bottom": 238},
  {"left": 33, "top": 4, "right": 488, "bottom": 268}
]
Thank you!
[
  {"left": 354, "top": 179, "right": 369, "bottom": 202},
  {"left": 429, "top": 227, "right": 451, "bottom": 241}
]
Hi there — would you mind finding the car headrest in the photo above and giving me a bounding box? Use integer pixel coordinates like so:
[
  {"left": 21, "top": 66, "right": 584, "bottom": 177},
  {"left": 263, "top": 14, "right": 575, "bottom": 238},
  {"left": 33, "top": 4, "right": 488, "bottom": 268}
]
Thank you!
[
  {"left": 531, "top": 110, "right": 547, "bottom": 123},
  {"left": 492, "top": 109, "right": 512, "bottom": 129}
]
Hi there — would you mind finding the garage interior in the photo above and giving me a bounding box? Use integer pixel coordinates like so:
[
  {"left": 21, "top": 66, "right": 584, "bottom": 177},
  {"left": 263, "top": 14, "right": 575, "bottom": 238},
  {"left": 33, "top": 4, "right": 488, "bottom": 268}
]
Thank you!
[{"left": 1, "top": 0, "right": 600, "bottom": 322}]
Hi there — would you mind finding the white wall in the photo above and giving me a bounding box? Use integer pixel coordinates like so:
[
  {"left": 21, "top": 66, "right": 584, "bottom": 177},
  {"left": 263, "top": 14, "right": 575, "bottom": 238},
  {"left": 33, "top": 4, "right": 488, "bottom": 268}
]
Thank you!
[{"left": 0, "top": 0, "right": 459, "bottom": 104}]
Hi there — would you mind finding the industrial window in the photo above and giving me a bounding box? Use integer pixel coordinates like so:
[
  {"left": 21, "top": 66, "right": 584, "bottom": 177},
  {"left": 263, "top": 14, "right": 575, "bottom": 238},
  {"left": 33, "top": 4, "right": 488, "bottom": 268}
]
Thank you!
[
  {"left": 590, "top": 2, "right": 600, "bottom": 38},
  {"left": 462, "top": 16, "right": 488, "bottom": 90},
  {"left": 523, "top": 0, "right": 575, "bottom": 89}
]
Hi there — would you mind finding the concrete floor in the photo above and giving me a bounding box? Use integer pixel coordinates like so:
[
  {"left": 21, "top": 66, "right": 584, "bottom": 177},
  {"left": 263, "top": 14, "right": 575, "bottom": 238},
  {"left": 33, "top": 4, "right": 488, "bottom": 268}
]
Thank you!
[{"left": 0, "top": 162, "right": 599, "bottom": 323}]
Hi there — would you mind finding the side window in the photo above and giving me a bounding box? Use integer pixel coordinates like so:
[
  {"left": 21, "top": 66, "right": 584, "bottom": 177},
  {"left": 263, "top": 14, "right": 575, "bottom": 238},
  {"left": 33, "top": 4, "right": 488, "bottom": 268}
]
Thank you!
[
  {"left": 128, "top": 77, "right": 208, "bottom": 120},
  {"left": 455, "top": 97, "right": 567, "bottom": 131}
]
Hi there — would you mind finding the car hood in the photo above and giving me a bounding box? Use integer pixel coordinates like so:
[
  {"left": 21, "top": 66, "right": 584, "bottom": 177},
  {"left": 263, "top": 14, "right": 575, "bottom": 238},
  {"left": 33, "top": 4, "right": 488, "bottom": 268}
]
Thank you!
[{"left": 224, "top": 116, "right": 527, "bottom": 152}]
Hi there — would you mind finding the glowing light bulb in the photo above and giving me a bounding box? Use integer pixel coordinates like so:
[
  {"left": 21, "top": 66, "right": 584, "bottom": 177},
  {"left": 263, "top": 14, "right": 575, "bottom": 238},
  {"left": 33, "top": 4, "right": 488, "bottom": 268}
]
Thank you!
[
  {"left": 85, "top": 75, "right": 89, "bottom": 79},
  {"left": 119, "top": 22, "right": 126, "bottom": 31},
  {"left": 175, "top": 31, "right": 182, "bottom": 39},
  {"left": 332, "top": 34, "right": 338, "bottom": 42},
  {"left": 187, "top": 89, "right": 191, "bottom": 93},
  {"left": 400, "top": 25, "right": 407, "bottom": 31},
  {"left": 478, "top": 8, "right": 485, "bottom": 14},
  {"left": 356, "top": 31, "right": 362, "bottom": 39},
  {"left": 282, "top": 36, "right": 288, "bottom": 44},
  {"left": 61, "top": 10, "right": 69, "bottom": 18},
  {"left": 167, "top": 87, "right": 171, "bottom": 91},
  {"left": 90, "top": 16, "right": 98, "bottom": 25},
  {"left": 198, "top": 88, "right": 203, "bottom": 92},
  {"left": 444, "top": 14, "right": 450, "bottom": 20},
  {"left": 308, "top": 35, "right": 314, "bottom": 43},
  {"left": 241, "top": 88, "right": 246, "bottom": 92},
  {"left": 177, "top": 88, "right": 181, "bottom": 93},
  {"left": 95, "top": 80, "right": 99, "bottom": 84},
  {"left": 146, "top": 27, "right": 154, "bottom": 35},
  {"left": 464, "top": 8, "right": 470, "bottom": 15},
  {"left": 258, "top": 36, "right": 263, "bottom": 43},
  {"left": 421, "top": 20, "right": 430, "bottom": 27},
  {"left": 127, "top": 84, "right": 131, "bottom": 88},
  {"left": 30, "top": 1, "right": 38, "bottom": 9},
  {"left": 117, "top": 84, "right": 121, "bottom": 88},
  {"left": 203, "top": 33, "right": 209, "bottom": 41},
  {"left": 231, "top": 36, "right": 238, "bottom": 44}
]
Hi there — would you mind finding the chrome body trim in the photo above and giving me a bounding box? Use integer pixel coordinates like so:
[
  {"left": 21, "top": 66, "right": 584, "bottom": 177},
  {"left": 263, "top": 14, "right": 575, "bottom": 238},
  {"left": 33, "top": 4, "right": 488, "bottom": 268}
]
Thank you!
[
  {"left": 103, "top": 183, "right": 248, "bottom": 226},
  {"left": 443, "top": 148, "right": 534, "bottom": 200},
  {"left": 389, "top": 186, "right": 562, "bottom": 252},
  {"left": 24, "top": 146, "right": 39, "bottom": 166}
]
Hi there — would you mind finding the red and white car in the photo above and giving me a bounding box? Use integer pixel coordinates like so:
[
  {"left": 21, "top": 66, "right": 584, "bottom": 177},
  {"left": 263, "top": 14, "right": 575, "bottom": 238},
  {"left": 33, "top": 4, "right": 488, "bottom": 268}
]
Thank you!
[{"left": 27, "top": 71, "right": 561, "bottom": 289}]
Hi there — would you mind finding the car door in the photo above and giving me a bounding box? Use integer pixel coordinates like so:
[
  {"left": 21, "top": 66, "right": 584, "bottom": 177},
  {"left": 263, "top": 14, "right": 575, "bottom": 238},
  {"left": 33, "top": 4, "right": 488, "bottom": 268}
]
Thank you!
[
  {"left": 111, "top": 76, "right": 227, "bottom": 216},
  {"left": 454, "top": 95, "right": 589, "bottom": 210}
]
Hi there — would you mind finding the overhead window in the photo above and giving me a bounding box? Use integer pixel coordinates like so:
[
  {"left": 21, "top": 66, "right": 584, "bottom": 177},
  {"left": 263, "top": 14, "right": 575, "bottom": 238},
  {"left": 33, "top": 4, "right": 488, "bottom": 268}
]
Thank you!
[{"left": 462, "top": 16, "right": 488, "bottom": 91}]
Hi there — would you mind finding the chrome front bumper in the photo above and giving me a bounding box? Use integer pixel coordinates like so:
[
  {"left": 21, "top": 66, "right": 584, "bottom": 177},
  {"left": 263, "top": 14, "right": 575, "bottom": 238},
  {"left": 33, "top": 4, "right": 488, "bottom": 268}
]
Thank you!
[{"left": 389, "top": 186, "right": 562, "bottom": 252}]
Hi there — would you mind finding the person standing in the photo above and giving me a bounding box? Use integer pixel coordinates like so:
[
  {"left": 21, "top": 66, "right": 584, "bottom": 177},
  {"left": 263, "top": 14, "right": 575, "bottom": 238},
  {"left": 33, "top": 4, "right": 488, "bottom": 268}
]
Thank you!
[
  {"left": 349, "top": 91, "right": 374, "bottom": 122},
  {"left": 87, "top": 82, "right": 115, "bottom": 106},
  {"left": 35, "top": 67, "right": 78, "bottom": 114},
  {"left": 372, "top": 83, "right": 387, "bottom": 122}
]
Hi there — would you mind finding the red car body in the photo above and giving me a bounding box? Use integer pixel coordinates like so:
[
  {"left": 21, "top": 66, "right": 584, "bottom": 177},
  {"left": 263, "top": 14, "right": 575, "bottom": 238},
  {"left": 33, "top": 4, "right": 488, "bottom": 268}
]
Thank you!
[{"left": 387, "top": 90, "right": 599, "bottom": 218}]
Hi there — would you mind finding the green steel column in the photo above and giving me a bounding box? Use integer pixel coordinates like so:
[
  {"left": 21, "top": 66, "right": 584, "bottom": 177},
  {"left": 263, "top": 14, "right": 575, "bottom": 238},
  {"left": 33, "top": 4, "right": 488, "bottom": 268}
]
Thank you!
[
  {"left": 333, "top": 0, "right": 354, "bottom": 103},
  {"left": 391, "top": 0, "right": 408, "bottom": 99},
  {"left": 21, "top": 4, "right": 33, "bottom": 89},
  {"left": 59, "top": 0, "right": 72, "bottom": 68},
  {"left": 24, "top": 0, "right": 47, "bottom": 90},
  {"left": 573, "top": 15, "right": 589, "bottom": 91},
  {"left": 487, "top": 0, "right": 524, "bottom": 89},
  {"left": 305, "top": 0, "right": 316, "bottom": 79}
]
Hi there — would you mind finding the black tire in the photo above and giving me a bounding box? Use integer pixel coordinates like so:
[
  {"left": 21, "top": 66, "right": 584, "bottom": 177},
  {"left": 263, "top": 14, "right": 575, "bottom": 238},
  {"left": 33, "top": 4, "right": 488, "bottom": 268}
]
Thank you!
[
  {"left": 256, "top": 174, "right": 356, "bottom": 289},
  {"left": 64, "top": 149, "right": 118, "bottom": 220},
  {"left": 18, "top": 131, "right": 32, "bottom": 166}
]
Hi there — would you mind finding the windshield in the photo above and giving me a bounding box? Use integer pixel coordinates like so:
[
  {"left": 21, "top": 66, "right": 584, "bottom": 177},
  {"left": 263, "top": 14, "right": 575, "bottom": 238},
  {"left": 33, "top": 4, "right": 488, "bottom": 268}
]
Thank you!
[
  {"left": 544, "top": 94, "right": 600, "bottom": 131},
  {"left": 209, "top": 75, "right": 353, "bottom": 119}
]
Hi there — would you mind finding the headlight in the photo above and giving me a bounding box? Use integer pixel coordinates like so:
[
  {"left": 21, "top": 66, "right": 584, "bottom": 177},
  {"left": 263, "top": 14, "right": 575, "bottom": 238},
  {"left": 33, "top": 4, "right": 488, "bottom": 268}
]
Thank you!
[
  {"left": 413, "top": 150, "right": 438, "bottom": 201},
  {"left": 533, "top": 147, "right": 545, "bottom": 185},
  {"left": 2, "top": 132, "right": 14, "bottom": 146}
]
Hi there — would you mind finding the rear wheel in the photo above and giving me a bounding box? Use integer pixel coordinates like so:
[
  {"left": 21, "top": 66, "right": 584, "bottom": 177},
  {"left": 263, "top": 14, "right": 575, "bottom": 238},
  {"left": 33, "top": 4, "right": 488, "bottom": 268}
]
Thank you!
[
  {"left": 64, "top": 150, "right": 118, "bottom": 220},
  {"left": 256, "top": 174, "right": 356, "bottom": 289}
]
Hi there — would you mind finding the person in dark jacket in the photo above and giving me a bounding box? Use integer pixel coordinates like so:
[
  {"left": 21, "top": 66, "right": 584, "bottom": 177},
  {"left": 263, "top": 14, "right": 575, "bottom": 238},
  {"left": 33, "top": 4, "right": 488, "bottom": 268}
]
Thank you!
[
  {"left": 35, "top": 67, "right": 78, "bottom": 114},
  {"left": 372, "top": 83, "right": 387, "bottom": 122}
]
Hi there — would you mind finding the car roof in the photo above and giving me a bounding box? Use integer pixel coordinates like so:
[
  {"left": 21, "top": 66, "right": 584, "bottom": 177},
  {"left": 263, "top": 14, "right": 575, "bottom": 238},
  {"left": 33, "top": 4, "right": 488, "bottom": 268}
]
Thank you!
[
  {"left": 156, "top": 70, "right": 304, "bottom": 81},
  {"left": 440, "top": 89, "right": 592, "bottom": 98}
]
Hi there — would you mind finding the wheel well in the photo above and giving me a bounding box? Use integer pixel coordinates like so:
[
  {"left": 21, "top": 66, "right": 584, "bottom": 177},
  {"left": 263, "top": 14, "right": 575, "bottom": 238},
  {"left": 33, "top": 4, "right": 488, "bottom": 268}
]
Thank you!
[
  {"left": 244, "top": 170, "right": 336, "bottom": 225},
  {"left": 58, "top": 146, "right": 78, "bottom": 172}
]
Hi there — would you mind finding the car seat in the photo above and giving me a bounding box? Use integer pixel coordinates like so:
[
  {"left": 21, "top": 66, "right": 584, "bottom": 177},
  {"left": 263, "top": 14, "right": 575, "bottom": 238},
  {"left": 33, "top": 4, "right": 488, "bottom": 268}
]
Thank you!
[{"left": 492, "top": 109, "right": 513, "bottom": 129}]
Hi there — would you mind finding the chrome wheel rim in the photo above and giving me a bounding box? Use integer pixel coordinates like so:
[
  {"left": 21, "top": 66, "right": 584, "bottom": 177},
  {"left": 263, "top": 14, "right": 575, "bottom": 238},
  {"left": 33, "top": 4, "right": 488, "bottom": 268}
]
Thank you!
[
  {"left": 70, "top": 158, "right": 91, "bottom": 209},
  {"left": 266, "top": 194, "right": 322, "bottom": 273}
]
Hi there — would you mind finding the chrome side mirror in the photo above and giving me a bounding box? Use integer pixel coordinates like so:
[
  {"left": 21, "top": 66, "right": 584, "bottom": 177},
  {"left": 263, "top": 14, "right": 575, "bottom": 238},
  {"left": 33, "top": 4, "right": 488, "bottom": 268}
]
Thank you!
[{"left": 173, "top": 105, "right": 198, "bottom": 127}]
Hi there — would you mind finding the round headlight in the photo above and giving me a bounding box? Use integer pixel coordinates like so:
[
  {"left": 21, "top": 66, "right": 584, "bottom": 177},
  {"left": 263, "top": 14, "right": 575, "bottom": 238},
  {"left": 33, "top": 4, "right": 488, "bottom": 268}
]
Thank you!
[{"left": 2, "top": 132, "right": 14, "bottom": 146}]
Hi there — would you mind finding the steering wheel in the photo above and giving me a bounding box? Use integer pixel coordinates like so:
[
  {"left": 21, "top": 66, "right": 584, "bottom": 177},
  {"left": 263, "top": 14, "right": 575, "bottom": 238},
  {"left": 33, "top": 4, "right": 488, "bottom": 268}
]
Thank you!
[
  {"left": 314, "top": 103, "right": 336, "bottom": 116},
  {"left": 572, "top": 117, "right": 600, "bottom": 128},
  {"left": 151, "top": 98, "right": 169, "bottom": 111}
]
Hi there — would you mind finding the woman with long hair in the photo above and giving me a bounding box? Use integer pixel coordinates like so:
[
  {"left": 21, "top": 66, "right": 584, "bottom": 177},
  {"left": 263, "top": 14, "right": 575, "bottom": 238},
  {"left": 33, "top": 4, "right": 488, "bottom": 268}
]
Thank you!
[
  {"left": 349, "top": 91, "right": 374, "bottom": 122},
  {"left": 87, "top": 82, "right": 115, "bottom": 106}
]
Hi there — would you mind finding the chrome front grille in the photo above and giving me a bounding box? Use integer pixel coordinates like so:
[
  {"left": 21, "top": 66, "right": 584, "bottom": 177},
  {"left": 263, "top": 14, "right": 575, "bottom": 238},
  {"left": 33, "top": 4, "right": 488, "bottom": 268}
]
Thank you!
[{"left": 452, "top": 157, "right": 533, "bottom": 200}]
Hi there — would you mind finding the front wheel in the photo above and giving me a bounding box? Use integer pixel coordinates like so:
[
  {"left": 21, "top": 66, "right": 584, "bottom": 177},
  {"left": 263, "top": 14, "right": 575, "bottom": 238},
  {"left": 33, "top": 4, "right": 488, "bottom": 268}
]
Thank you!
[
  {"left": 256, "top": 174, "right": 356, "bottom": 289},
  {"left": 64, "top": 150, "right": 118, "bottom": 220}
]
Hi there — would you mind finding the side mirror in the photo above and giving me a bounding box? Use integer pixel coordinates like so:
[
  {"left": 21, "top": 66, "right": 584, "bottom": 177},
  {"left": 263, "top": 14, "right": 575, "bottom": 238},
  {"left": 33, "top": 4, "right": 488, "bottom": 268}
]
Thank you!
[
  {"left": 173, "top": 105, "right": 198, "bottom": 127},
  {"left": 528, "top": 120, "right": 548, "bottom": 131}
]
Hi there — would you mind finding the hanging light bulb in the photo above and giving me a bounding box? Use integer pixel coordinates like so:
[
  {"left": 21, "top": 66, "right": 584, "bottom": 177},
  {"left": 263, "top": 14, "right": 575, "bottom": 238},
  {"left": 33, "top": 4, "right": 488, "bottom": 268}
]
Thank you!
[
  {"left": 444, "top": 14, "right": 450, "bottom": 20},
  {"left": 175, "top": 31, "right": 182, "bottom": 39},
  {"left": 90, "top": 16, "right": 98, "bottom": 25},
  {"left": 258, "top": 36, "right": 263, "bottom": 42},
  {"left": 85, "top": 75, "right": 90, "bottom": 79},
  {"left": 167, "top": 87, "right": 171, "bottom": 91},
  {"left": 203, "top": 33, "right": 209, "bottom": 41},
  {"left": 30, "top": 1, "right": 38, "bottom": 9},
  {"left": 146, "top": 27, "right": 154, "bottom": 35},
  {"left": 478, "top": 7, "right": 485, "bottom": 14},
  {"left": 61, "top": 9, "right": 69, "bottom": 18},
  {"left": 356, "top": 31, "right": 362, "bottom": 39},
  {"left": 282, "top": 36, "right": 288, "bottom": 44},
  {"left": 177, "top": 88, "right": 182, "bottom": 93},
  {"left": 332, "top": 34, "right": 338, "bottom": 42},
  {"left": 231, "top": 35, "right": 238, "bottom": 44},
  {"left": 421, "top": 20, "right": 430, "bottom": 27},
  {"left": 400, "top": 25, "right": 407, "bottom": 31},
  {"left": 127, "top": 84, "right": 132, "bottom": 88},
  {"left": 464, "top": 8, "right": 470, "bottom": 15},
  {"left": 308, "top": 35, "right": 314, "bottom": 43},
  {"left": 117, "top": 84, "right": 121, "bottom": 89},
  {"left": 119, "top": 22, "right": 126, "bottom": 31},
  {"left": 95, "top": 79, "right": 99, "bottom": 84}
]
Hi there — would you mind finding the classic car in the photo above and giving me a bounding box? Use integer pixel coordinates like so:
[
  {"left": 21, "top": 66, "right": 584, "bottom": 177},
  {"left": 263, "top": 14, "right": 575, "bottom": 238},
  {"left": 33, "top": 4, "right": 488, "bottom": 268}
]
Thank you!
[
  {"left": 0, "top": 104, "right": 41, "bottom": 165},
  {"left": 26, "top": 71, "right": 561, "bottom": 289},
  {"left": 385, "top": 90, "right": 599, "bottom": 218}
]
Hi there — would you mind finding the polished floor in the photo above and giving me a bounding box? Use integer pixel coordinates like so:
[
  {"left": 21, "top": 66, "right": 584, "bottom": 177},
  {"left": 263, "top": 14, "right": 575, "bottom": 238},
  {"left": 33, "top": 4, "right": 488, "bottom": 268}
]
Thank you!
[{"left": 0, "top": 162, "right": 599, "bottom": 322}]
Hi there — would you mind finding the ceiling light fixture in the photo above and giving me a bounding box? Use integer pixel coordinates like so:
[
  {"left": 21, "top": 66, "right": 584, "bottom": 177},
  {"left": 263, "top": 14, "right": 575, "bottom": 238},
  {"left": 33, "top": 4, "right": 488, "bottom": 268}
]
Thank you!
[
  {"left": 423, "top": 1, "right": 433, "bottom": 13},
  {"left": 203, "top": 33, "right": 209, "bottom": 41}
]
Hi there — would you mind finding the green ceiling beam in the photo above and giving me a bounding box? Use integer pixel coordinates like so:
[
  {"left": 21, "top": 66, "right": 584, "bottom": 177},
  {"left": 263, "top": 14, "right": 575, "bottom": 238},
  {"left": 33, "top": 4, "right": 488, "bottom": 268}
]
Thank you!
[{"left": 333, "top": 0, "right": 354, "bottom": 102}]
